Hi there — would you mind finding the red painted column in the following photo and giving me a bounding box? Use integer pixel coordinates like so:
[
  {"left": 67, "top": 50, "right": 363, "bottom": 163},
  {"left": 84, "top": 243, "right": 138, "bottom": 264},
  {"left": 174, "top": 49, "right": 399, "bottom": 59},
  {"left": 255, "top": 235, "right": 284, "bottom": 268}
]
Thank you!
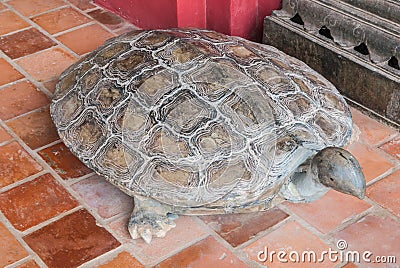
[
  {"left": 258, "top": 0, "right": 282, "bottom": 40},
  {"left": 230, "top": 0, "right": 258, "bottom": 40},
  {"left": 95, "top": 0, "right": 178, "bottom": 29},
  {"left": 177, "top": 0, "right": 206, "bottom": 28},
  {"left": 206, "top": 0, "right": 231, "bottom": 35},
  {"left": 95, "top": 0, "right": 282, "bottom": 41}
]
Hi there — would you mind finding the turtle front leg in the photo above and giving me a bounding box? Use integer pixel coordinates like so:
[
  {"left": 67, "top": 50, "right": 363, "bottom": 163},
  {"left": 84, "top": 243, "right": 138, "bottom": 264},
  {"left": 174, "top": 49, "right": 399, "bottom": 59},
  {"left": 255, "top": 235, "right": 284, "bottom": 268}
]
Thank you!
[{"left": 128, "top": 195, "right": 178, "bottom": 244}]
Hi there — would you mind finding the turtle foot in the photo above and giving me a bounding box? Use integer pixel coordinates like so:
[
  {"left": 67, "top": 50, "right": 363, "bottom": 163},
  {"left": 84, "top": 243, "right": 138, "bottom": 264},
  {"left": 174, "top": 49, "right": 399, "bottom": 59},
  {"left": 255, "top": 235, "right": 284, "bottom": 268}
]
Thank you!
[{"left": 128, "top": 196, "right": 178, "bottom": 244}]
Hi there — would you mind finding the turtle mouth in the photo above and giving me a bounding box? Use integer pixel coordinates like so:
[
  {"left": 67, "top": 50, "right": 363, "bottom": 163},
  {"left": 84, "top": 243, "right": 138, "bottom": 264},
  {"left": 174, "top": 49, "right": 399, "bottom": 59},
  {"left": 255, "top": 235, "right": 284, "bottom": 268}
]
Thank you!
[
  {"left": 331, "top": 178, "right": 366, "bottom": 199},
  {"left": 312, "top": 147, "right": 366, "bottom": 199}
]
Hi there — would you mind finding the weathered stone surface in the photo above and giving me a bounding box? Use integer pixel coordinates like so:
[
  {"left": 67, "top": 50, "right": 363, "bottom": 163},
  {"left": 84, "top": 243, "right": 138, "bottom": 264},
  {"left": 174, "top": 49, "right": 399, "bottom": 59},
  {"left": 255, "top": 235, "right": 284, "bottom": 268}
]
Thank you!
[{"left": 264, "top": 0, "right": 400, "bottom": 125}]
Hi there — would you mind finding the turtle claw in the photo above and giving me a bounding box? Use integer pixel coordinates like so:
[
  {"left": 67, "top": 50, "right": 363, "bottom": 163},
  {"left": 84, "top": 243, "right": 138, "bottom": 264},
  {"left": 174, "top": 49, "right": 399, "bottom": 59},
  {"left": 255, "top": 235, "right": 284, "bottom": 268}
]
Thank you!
[
  {"left": 138, "top": 227, "right": 152, "bottom": 244},
  {"left": 128, "top": 197, "right": 177, "bottom": 243},
  {"left": 128, "top": 212, "right": 177, "bottom": 243}
]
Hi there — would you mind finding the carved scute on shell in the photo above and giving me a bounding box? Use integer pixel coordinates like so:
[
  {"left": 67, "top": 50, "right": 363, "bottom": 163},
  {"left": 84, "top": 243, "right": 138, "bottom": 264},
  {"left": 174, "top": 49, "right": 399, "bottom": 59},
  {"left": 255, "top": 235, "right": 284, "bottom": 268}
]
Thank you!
[{"left": 50, "top": 29, "right": 352, "bottom": 211}]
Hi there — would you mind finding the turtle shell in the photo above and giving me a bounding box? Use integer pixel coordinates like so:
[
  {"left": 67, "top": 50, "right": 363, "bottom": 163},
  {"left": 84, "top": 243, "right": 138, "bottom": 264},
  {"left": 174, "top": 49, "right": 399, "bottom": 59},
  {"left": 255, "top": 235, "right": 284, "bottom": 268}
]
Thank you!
[{"left": 50, "top": 29, "right": 352, "bottom": 211}]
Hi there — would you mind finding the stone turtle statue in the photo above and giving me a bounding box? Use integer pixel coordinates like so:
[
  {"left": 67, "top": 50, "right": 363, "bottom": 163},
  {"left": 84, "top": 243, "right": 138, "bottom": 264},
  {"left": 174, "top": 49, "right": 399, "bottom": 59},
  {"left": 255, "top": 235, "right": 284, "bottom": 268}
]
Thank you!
[{"left": 50, "top": 28, "right": 366, "bottom": 243}]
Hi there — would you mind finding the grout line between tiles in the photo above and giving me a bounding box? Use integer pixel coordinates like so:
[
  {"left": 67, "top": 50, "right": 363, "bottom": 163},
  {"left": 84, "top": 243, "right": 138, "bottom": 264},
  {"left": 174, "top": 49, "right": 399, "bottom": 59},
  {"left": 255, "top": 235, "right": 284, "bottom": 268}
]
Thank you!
[
  {"left": 275, "top": 202, "right": 373, "bottom": 260},
  {"left": 374, "top": 132, "right": 400, "bottom": 148},
  {"left": 366, "top": 165, "right": 400, "bottom": 186},
  {"left": 20, "top": 206, "right": 84, "bottom": 236},
  {"left": 357, "top": 134, "right": 400, "bottom": 167},
  {"left": 51, "top": 21, "right": 96, "bottom": 37},
  {"left": 235, "top": 213, "right": 292, "bottom": 250},
  {"left": 10, "top": 43, "right": 65, "bottom": 61},
  {"left": 0, "top": 170, "right": 48, "bottom": 194},
  {"left": 33, "top": 139, "right": 62, "bottom": 152},
  {"left": 363, "top": 197, "right": 400, "bottom": 225},
  {"left": 96, "top": 229, "right": 148, "bottom": 267},
  {"left": 346, "top": 97, "right": 400, "bottom": 130},
  {"left": 323, "top": 205, "right": 376, "bottom": 239},
  {"left": 0, "top": 50, "right": 60, "bottom": 99},
  {"left": 5, "top": 256, "right": 35, "bottom": 268},
  {"left": 0, "top": 211, "right": 48, "bottom": 268},
  {"left": 0, "top": 78, "right": 29, "bottom": 90},
  {"left": 0, "top": 112, "right": 118, "bottom": 241},
  {"left": 58, "top": 0, "right": 117, "bottom": 36},
  {"left": 191, "top": 215, "right": 269, "bottom": 267},
  {"left": 2, "top": 1, "right": 81, "bottom": 58},
  {"left": 23, "top": 145, "right": 135, "bottom": 260},
  {"left": 146, "top": 231, "right": 210, "bottom": 267},
  {"left": 3, "top": 104, "right": 51, "bottom": 123},
  {"left": 98, "top": 214, "right": 130, "bottom": 244},
  {"left": 0, "top": 0, "right": 129, "bottom": 108},
  {"left": 76, "top": 245, "right": 127, "bottom": 268},
  {"left": 0, "top": 138, "right": 14, "bottom": 147},
  {"left": 64, "top": 171, "right": 96, "bottom": 185},
  {"left": 101, "top": 210, "right": 130, "bottom": 225},
  {"left": 27, "top": 4, "right": 72, "bottom": 19},
  {"left": 0, "top": 25, "right": 33, "bottom": 38}
]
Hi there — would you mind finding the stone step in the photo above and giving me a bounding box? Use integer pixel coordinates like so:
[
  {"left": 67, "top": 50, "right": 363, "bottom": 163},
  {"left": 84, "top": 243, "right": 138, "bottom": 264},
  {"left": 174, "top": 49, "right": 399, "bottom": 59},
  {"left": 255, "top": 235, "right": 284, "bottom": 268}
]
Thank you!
[
  {"left": 263, "top": 0, "right": 400, "bottom": 125},
  {"left": 315, "top": 0, "right": 400, "bottom": 36},
  {"left": 339, "top": 0, "right": 400, "bottom": 25}
]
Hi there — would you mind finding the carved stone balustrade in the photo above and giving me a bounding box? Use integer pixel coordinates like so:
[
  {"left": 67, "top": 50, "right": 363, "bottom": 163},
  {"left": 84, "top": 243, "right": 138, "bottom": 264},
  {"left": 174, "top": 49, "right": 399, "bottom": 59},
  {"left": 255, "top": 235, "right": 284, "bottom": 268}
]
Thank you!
[{"left": 264, "top": 0, "right": 400, "bottom": 125}]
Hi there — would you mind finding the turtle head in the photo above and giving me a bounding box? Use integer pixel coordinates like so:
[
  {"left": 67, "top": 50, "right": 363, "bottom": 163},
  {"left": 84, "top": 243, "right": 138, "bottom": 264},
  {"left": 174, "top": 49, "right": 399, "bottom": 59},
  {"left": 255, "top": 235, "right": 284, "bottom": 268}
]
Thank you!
[{"left": 311, "top": 147, "right": 366, "bottom": 199}]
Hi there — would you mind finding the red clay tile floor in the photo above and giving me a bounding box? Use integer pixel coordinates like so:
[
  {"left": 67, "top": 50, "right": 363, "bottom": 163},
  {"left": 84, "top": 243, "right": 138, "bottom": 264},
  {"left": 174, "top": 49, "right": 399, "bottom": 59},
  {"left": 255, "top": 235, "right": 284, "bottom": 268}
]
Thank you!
[{"left": 0, "top": 0, "right": 399, "bottom": 267}]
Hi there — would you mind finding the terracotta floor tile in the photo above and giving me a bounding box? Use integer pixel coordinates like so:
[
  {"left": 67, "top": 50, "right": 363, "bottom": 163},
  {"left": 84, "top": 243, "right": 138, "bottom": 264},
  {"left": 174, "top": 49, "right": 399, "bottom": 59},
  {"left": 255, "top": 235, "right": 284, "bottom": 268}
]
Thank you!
[
  {"left": 43, "top": 79, "right": 57, "bottom": 93},
  {"left": 72, "top": 175, "right": 133, "bottom": 219},
  {"left": 69, "top": 0, "right": 97, "bottom": 10},
  {"left": 333, "top": 215, "right": 400, "bottom": 267},
  {"left": 367, "top": 170, "right": 400, "bottom": 218},
  {"left": 24, "top": 209, "right": 120, "bottom": 268},
  {"left": 99, "top": 252, "right": 144, "bottom": 268},
  {"left": 200, "top": 208, "right": 289, "bottom": 247},
  {"left": 6, "top": 106, "right": 59, "bottom": 150},
  {"left": 7, "top": 0, "right": 66, "bottom": 17},
  {"left": 350, "top": 108, "right": 397, "bottom": 146},
  {"left": 87, "top": 9, "right": 124, "bottom": 30},
  {"left": 110, "top": 215, "right": 206, "bottom": 265},
  {"left": 0, "top": 81, "right": 49, "bottom": 120},
  {"left": 0, "top": 141, "right": 43, "bottom": 188},
  {"left": 0, "top": 222, "right": 29, "bottom": 267},
  {"left": 107, "top": 214, "right": 131, "bottom": 243},
  {"left": 157, "top": 236, "right": 248, "bottom": 268},
  {"left": 347, "top": 142, "right": 395, "bottom": 182},
  {"left": 0, "top": 126, "right": 13, "bottom": 143},
  {"left": 0, "top": 11, "right": 29, "bottom": 35},
  {"left": 285, "top": 190, "right": 371, "bottom": 233},
  {"left": 15, "top": 47, "right": 76, "bottom": 82},
  {"left": 16, "top": 260, "right": 40, "bottom": 268},
  {"left": 57, "top": 23, "right": 113, "bottom": 55},
  {"left": 0, "top": 173, "right": 78, "bottom": 231},
  {"left": 0, "top": 58, "right": 23, "bottom": 85},
  {"left": 380, "top": 136, "right": 400, "bottom": 160},
  {"left": 38, "top": 142, "right": 92, "bottom": 180},
  {"left": 32, "top": 7, "right": 92, "bottom": 35},
  {"left": 243, "top": 221, "right": 333, "bottom": 267},
  {"left": 0, "top": 28, "right": 56, "bottom": 59}
]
